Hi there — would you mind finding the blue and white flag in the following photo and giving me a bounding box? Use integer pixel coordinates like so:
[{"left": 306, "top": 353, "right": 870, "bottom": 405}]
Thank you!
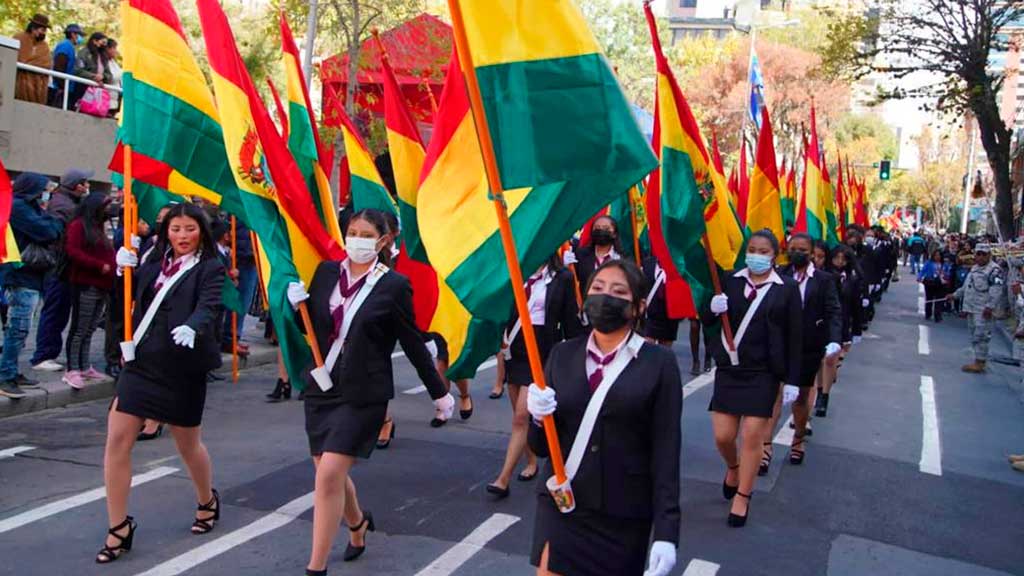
[{"left": 749, "top": 52, "right": 765, "bottom": 129}]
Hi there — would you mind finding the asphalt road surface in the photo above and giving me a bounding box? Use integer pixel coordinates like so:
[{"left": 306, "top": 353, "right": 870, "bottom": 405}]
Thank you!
[{"left": 1, "top": 268, "right": 1022, "bottom": 576}]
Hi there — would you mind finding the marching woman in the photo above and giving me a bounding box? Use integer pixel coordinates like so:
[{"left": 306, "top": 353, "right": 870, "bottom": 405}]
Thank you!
[
  {"left": 816, "top": 244, "right": 862, "bottom": 417},
  {"left": 527, "top": 259, "right": 682, "bottom": 576},
  {"left": 286, "top": 209, "right": 455, "bottom": 576},
  {"left": 641, "top": 254, "right": 681, "bottom": 348},
  {"left": 566, "top": 215, "right": 622, "bottom": 291},
  {"left": 98, "top": 203, "right": 225, "bottom": 563},
  {"left": 488, "top": 254, "right": 583, "bottom": 498},
  {"left": 703, "top": 230, "right": 802, "bottom": 527},
  {"left": 771, "top": 233, "right": 842, "bottom": 467}
]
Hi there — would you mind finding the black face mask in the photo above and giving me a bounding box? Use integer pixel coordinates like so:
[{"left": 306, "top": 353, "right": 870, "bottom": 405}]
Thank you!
[
  {"left": 584, "top": 294, "right": 632, "bottom": 333},
  {"left": 591, "top": 229, "right": 615, "bottom": 247},
  {"left": 788, "top": 251, "right": 810, "bottom": 268}
]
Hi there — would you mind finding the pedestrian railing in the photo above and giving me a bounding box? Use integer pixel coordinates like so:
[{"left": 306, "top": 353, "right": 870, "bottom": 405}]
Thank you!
[{"left": 14, "top": 62, "right": 121, "bottom": 112}]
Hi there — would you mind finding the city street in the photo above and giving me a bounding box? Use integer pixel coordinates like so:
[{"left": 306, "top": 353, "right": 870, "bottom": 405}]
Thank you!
[{"left": 1, "top": 270, "right": 1022, "bottom": 576}]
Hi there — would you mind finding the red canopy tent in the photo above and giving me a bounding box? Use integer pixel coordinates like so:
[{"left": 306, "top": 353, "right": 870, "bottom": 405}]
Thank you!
[{"left": 320, "top": 14, "right": 451, "bottom": 129}]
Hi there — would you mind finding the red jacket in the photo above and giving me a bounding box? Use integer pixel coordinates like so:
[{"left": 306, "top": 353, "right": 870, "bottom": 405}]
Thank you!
[{"left": 64, "top": 218, "right": 115, "bottom": 290}]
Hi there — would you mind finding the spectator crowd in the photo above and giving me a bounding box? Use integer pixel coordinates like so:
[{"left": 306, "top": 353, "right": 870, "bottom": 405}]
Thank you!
[{"left": 12, "top": 13, "right": 122, "bottom": 117}]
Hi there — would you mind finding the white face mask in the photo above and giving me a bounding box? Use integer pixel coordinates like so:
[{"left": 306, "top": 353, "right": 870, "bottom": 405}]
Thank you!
[{"left": 346, "top": 236, "right": 379, "bottom": 264}]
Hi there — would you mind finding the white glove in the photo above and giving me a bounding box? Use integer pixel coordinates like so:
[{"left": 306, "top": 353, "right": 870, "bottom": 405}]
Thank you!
[
  {"left": 825, "top": 342, "right": 841, "bottom": 357},
  {"left": 171, "top": 325, "right": 196, "bottom": 349},
  {"left": 287, "top": 281, "right": 309, "bottom": 310},
  {"left": 562, "top": 251, "right": 578, "bottom": 266},
  {"left": 433, "top": 392, "right": 455, "bottom": 421},
  {"left": 425, "top": 340, "right": 439, "bottom": 360},
  {"left": 710, "top": 293, "right": 729, "bottom": 314},
  {"left": 527, "top": 383, "right": 557, "bottom": 421},
  {"left": 116, "top": 247, "right": 138, "bottom": 269},
  {"left": 643, "top": 541, "right": 676, "bottom": 576},
  {"left": 862, "top": 298, "right": 870, "bottom": 308},
  {"left": 852, "top": 335, "right": 862, "bottom": 344},
  {"left": 782, "top": 384, "right": 800, "bottom": 406},
  {"left": 130, "top": 234, "right": 141, "bottom": 250}
]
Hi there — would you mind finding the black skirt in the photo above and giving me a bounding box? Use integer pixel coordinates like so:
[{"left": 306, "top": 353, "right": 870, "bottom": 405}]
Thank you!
[
  {"left": 530, "top": 494, "right": 651, "bottom": 575},
  {"left": 505, "top": 325, "right": 552, "bottom": 386},
  {"left": 641, "top": 316, "right": 681, "bottom": 342},
  {"left": 115, "top": 363, "right": 208, "bottom": 427},
  {"left": 304, "top": 398, "right": 388, "bottom": 459},
  {"left": 709, "top": 368, "right": 780, "bottom": 418},
  {"left": 796, "top": 353, "right": 825, "bottom": 388}
]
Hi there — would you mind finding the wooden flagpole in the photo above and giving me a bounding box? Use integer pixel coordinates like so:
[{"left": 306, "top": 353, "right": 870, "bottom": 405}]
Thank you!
[
  {"left": 231, "top": 215, "right": 239, "bottom": 383},
  {"left": 123, "top": 146, "right": 135, "bottom": 344},
  {"left": 447, "top": 0, "right": 568, "bottom": 485}
]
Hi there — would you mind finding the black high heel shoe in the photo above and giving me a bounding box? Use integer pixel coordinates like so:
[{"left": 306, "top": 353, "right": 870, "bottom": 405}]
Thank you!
[
  {"left": 343, "top": 510, "right": 375, "bottom": 562},
  {"left": 191, "top": 489, "right": 220, "bottom": 535},
  {"left": 789, "top": 433, "right": 806, "bottom": 465},
  {"left": 305, "top": 569, "right": 327, "bottom": 576},
  {"left": 722, "top": 464, "right": 740, "bottom": 500},
  {"left": 758, "top": 442, "right": 773, "bottom": 476},
  {"left": 96, "top": 516, "right": 136, "bottom": 564},
  {"left": 137, "top": 423, "right": 164, "bottom": 441},
  {"left": 376, "top": 419, "right": 395, "bottom": 449},
  {"left": 459, "top": 394, "right": 473, "bottom": 420},
  {"left": 266, "top": 379, "right": 291, "bottom": 402},
  {"left": 727, "top": 492, "right": 751, "bottom": 528}
]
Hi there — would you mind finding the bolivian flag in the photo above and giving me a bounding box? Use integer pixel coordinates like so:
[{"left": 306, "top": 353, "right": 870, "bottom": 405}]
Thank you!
[
  {"left": 280, "top": 13, "right": 342, "bottom": 244},
  {"left": 821, "top": 154, "right": 840, "bottom": 248},
  {"left": 417, "top": 57, "right": 504, "bottom": 379},
  {"left": 737, "top": 141, "right": 750, "bottom": 226},
  {"left": 835, "top": 154, "right": 847, "bottom": 241},
  {"left": 427, "top": 2, "right": 656, "bottom": 322},
  {"left": 643, "top": 3, "right": 744, "bottom": 317},
  {"left": 336, "top": 105, "right": 397, "bottom": 216},
  {"left": 798, "top": 104, "right": 828, "bottom": 241},
  {"left": 746, "top": 108, "right": 784, "bottom": 247},
  {"left": 198, "top": 0, "right": 343, "bottom": 389},
  {"left": 379, "top": 39, "right": 428, "bottom": 261},
  {"left": 118, "top": 0, "right": 244, "bottom": 218},
  {"left": 608, "top": 184, "right": 650, "bottom": 264},
  {"left": 781, "top": 161, "right": 797, "bottom": 230},
  {"left": 0, "top": 158, "right": 21, "bottom": 265}
]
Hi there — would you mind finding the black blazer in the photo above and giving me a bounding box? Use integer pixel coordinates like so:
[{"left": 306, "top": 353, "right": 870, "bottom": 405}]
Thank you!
[
  {"left": 301, "top": 261, "right": 446, "bottom": 404},
  {"left": 528, "top": 335, "right": 682, "bottom": 544},
  {"left": 506, "top": 267, "right": 583, "bottom": 344},
  {"left": 701, "top": 272, "right": 803, "bottom": 386},
  {"left": 778, "top": 265, "right": 843, "bottom": 359},
  {"left": 131, "top": 255, "right": 225, "bottom": 376},
  {"left": 832, "top": 268, "right": 864, "bottom": 342},
  {"left": 572, "top": 245, "right": 619, "bottom": 292}
]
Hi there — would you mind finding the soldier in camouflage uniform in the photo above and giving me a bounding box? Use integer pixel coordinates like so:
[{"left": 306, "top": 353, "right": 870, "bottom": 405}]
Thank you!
[{"left": 951, "top": 244, "right": 1004, "bottom": 373}]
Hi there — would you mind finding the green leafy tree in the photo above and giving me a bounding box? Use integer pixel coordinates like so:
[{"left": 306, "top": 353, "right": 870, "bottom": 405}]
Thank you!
[{"left": 820, "top": 0, "right": 1024, "bottom": 240}]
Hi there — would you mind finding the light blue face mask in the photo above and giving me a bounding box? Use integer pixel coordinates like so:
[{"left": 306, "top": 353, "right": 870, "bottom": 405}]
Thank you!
[{"left": 747, "top": 253, "right": 774, "bottom": 274}]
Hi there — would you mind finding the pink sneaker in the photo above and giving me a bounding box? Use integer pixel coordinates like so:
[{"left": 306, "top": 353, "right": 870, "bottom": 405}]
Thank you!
[
  {"left": 62, "top": 371, "right": 85, "bottom": 390},
  {"left": 83, "top": 367, "right": 105, "bottom": 380}
]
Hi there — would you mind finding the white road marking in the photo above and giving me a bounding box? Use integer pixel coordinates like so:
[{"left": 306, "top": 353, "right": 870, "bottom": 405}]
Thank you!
[
  {"left": 918, "top": 324, "right": 930, "bottom": 356},
  {"left": 773, "top": 415, "right": 795, "bottom": 447},
  {"left": 919, "top": 375, "right": 942, "bottom": 476},
  {"left": 683, "top": 369, "right": 715, "bottom": 398},
  {"left": 917, "top": 296, "right": 925, "bottom": 315},
  {"left": 918, "top": 283, "right": 924, "bottom": 295},
  {"left": 683, "top": 558, "right": 721, "bottom": 576},
  {"left": 0, "top": 466, "right": 178, "bottom": 534},
  {"left": 392, "top": 351, "right": 405, "bottom": 359},
  {"left": 0, "top": 445, "right": 34, "bottom": 459},
  {"left": 134, "top": 492, "right": 315, "bottom": 576},
  {"left": 402, "top": 358, "right": 500, "bottom": 395},
  {"left": 414, "top": 513, "right": 520, "bottom": 575}
]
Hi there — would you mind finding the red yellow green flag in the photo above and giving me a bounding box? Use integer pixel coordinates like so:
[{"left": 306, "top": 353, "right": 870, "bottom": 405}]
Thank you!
[
  {"left": 781, "top": 161, "right": 797, "bottom": 230},
  {"left": 821, "top": 153, "right": 840, "bottom": 248},
  {"left": 0, "top": 157, "right": 21, "bottom": 265},
  {"left": 799, "top": 104, "right": 827, "bottom": 240},
  {"left": 336, "top": 105, "right": 397, "bottom": 216},
  {"left": 737, "top": 140, "right": 750, "bottom": 226},
  {"left": 197, "top": 0, "right": 344, "bottom": 388},
  {"left": 746, "top": 108, "right": 784, "bottom": 247},
  {"left": 280, "top": 13, "right": 343, "bottom": 244}
]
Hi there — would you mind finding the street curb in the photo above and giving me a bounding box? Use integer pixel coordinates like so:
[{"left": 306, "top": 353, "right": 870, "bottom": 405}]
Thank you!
[{"left": 0, "top": 344, "right": 278, "bottom": 420}]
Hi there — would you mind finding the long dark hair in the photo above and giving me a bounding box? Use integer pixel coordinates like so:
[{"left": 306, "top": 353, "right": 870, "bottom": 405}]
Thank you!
[
  {"left": 346, "top": 208, "right": 392, "bottom": 268},
  {"left": 86, "top": 32, "right": 106, "bottom": 56},
  {"left": 73, "top": 192, "right": 111, "bottom": 248},
  {"left": 145, "top": 203, "right": 217, "bottom": 264},
  {"left": 585, "top": 259, "right": 647, "bottom": 327},
  {"left": 827, "top": 245, "right": 855, "bottom": 275}
]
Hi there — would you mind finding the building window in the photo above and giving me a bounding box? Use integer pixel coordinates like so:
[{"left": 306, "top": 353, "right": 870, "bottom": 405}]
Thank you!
[{"left": 680, "top": 0, "right": 697, "bottom": 7}]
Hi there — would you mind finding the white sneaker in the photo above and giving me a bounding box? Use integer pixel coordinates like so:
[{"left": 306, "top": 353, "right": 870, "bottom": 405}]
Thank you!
[{"left": 32, "top": 360, "right": 64, "bottom": 372}]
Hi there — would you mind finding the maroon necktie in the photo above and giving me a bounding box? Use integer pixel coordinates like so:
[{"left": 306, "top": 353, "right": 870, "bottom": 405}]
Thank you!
[
  {"left": 745, "top": 279, "right": 766, "bottom": 301},
  {"left": 524, "top": 273, "right": 543, "bottom": 301},
  {"left": 330, "top": 268, "right": 368, "bottom": 342},
  {"left": 587, "top": 349, "right": 616, "bottom": 393},
  {"left": 154, "top": 255, "right": 183, "bottom": 291}
]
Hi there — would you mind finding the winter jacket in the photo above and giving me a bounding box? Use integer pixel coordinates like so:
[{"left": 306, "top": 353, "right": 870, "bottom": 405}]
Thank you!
[
  {"left": 0, "top": 174, "right": 64, "bottom": 291},
  {"left": 65, "top": 218, "right": 115, "bottom": 290}
]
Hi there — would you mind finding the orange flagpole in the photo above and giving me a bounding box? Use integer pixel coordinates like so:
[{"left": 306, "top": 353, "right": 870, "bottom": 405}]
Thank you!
[
  {"left": 299, "top": 302, "right": 324, "bottom": 367},
  {"left": 447, "top": 0, "right": 567, "bottom": 485},
  {"left": 123, "top": 146, "right": 135, "bottom": 344},
  {"left": 231, "top": 216, "right": 239, "bottom": 383}
]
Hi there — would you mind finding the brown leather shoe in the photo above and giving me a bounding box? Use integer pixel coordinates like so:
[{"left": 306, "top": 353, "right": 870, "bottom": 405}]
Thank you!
[
  {"left": 961, "top": 361, "right": 986, "bottom": 373},
  {"left": 1008, "top": 454, "right": 1024, "bottom": 463},
  {"left": 1013, "top": 460, "right": 1024, "bottom": 472}
]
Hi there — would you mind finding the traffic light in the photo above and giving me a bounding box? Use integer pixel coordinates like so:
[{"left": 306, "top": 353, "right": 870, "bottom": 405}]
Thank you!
[{"left": 879, "top": 159, "right": 891, "bottom": 181}]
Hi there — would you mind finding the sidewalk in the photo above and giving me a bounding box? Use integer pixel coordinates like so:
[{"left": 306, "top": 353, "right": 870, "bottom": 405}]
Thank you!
[{"left": 0, "top": 314, "right": 278, "bottom": 419}]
